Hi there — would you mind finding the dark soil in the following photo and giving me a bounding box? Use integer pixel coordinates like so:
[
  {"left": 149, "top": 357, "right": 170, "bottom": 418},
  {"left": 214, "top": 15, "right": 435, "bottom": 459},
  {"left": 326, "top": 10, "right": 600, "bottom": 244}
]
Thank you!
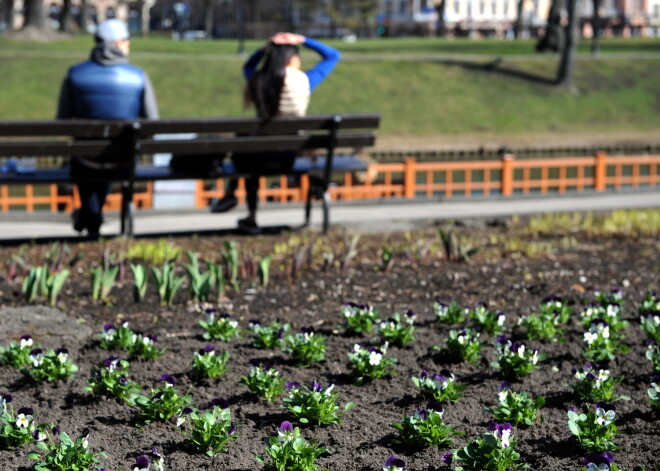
[{"left": 0, "top": 222, "right": 658, "bottom": 471}]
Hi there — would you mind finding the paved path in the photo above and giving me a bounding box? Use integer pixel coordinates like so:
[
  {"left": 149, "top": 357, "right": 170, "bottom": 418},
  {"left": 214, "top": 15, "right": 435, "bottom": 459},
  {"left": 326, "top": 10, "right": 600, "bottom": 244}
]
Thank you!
[{"left": 0, "top": 190, "right": 658, "bottom": 243}]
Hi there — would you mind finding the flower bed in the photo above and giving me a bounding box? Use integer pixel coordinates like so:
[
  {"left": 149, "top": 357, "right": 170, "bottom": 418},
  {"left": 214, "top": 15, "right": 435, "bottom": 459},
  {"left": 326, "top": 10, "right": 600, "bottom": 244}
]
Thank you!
[{"left": 0, "top": 224, "right": 657, "bottom": 470}]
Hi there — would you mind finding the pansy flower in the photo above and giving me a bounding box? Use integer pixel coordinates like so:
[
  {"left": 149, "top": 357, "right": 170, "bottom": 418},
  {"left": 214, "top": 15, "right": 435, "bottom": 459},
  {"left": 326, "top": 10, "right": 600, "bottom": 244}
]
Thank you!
[
  {"left": 0, "top": 393, "right": 12, "bottom": 414},
  {"left": 498, "top": 381, "right": 512, "bottom": 402},
  {"left": 441, "top": 451, "right": 453, "bottom": 465},
  {"left": 595, "top": 402, "right": 616, "bottom": 426},
  {"left": 383, "top": 455, "right": 406, "bottom": 471},
  {"left": 132, "top": 455, "right": 150, "bottom": 471},
  {"left": 277, "top": 420, "right": 294, "bottom": 441},
  {"left": 149, "top": 448, "right": 164, "bottom": 471},
  {"left": 176, "top": 407, "right": 194, "bottom": 427},
  {"left": 103, "top": 355, "right": 120, "bottom": 372},
  {"left": 427, "top": 400, "right": 444, "bottom": 414},
  {"left": 160, "top": 373, "right": 176, "bottom": 387},
  {"left": 286, "top": 381, "right": 301, "bottom": 391},
  {"left": 369, "top": 349, "right": 383, "bottom": 366},
  {"left": 16, "top": 411, "right": 33, "bottom": 428},
  {"left": 16, "top": 407, "right": 34, "bottom": 429},
  {"left": 29, "top": 348, "right": 44, "bottom": 367},
  {"left": 584, "top": 451, "right": 615, "bottom": 471},
  {"left": 210, "top": 398, "right": 230, "bottom": 409},
  {"left": 487, "top": 420, "right": 513, "bottom": 447},
  {"left": 196, "top": 344, "right": 216, "bottom": 357},
  {"left": 20, "top": 335, "right": 33, "bottom": 349}
]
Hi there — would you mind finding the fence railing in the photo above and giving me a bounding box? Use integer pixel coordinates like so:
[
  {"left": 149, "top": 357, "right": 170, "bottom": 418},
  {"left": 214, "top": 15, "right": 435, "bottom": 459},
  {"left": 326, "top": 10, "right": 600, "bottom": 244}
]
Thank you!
[{"left": 1, "top": 152, "right": 658, "bottom": 213}]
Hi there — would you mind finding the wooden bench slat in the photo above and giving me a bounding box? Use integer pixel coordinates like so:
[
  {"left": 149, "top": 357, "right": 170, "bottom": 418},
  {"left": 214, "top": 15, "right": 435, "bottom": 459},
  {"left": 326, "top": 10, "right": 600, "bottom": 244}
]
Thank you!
[
  {"left": 0, "top": 140, "right": 130, "bottom": 158},
  {"left": 136, "top": 114, "right": 380, "bottom": 135},
  {"left": 139, "top": 132, "right": 376, "bottom": 155},
  {"left": 0, "top": 121, "right": 127, "bottom": 138}
]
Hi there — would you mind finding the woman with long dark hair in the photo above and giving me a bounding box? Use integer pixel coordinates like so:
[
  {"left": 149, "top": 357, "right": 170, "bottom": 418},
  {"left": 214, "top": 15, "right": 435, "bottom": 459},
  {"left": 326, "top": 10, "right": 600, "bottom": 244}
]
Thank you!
[{"left": 211, "top": 32, "right": 340, "bottom": 235}]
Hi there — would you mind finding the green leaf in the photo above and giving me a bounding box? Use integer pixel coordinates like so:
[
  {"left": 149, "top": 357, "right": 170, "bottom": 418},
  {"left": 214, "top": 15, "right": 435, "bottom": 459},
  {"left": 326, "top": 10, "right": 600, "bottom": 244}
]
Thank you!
[
  {"left": 568, "top": 420, "right": 581, "bottom": 436},
  {"left": 344, "top": 402, "right": 355, "bottom": 411}
]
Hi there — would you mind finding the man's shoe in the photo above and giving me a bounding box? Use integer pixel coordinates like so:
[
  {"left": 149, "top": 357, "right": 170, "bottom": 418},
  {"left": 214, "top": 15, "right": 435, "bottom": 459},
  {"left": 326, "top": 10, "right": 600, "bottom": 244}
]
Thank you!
[
  {"left": 72, "top": 209, "right": 85, "bottom": 233},
  {"left": 210, "top": 196, "right": 238, "bottom": 213},
  {"left": 237, "top": 217, "right": 261, "bottom": 235}
]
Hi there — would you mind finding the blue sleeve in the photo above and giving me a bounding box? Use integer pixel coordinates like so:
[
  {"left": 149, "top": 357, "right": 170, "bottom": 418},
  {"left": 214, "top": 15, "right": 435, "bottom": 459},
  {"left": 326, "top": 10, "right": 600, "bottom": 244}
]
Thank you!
[
  {"left": 302, "top": 37, "right": 341, "bottom": 92},
  {"left": 243, "top": 48, "right": 264, "bottom": 80}
]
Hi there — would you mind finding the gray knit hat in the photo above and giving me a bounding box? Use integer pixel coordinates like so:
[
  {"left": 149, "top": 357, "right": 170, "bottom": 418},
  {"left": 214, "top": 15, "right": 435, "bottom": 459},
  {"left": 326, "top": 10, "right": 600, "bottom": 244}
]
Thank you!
[{"left": 95, "top": 19, "right": 129, "bottom": 42}]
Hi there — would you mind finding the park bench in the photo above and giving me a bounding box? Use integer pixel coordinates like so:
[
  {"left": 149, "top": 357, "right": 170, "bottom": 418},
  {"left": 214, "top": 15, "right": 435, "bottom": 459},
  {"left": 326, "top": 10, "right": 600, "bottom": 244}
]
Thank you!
[{"left": 0, "top": 113, "right": 380, "bottom": 236}]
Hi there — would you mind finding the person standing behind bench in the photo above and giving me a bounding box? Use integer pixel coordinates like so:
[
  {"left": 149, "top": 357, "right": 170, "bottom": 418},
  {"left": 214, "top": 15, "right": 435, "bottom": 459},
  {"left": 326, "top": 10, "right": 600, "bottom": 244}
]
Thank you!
[
  {"left": 210, "top": 32, "right": 340, "bottom": 235},
  {"left": 56, "top": 19, "right": 159, "bottom": 237}
]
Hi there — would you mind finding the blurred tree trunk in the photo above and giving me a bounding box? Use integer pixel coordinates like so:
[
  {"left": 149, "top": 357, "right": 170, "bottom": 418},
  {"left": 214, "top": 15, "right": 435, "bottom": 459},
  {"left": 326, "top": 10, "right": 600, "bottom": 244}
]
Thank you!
[
  {"left": 513, "top": 0, "right": 524, "bottom": 38},
  {"left": 536, "top": 0, "right": 563, "bottom": 52},
  {"left": 591, "top": 0, "right": 602, "bottom": 56},
  {"left": 5, "top": 0, "right": 16, "bottom": 31},
  {"left": 23, "top": 0, "right": 45, "bottom": 29},
  {"left": 556, "top": 0, "right": 579, "bottom": 91},
  {"left": 79, "top": 0, "right": 88, "bottom": 34},
  {"left": 203, "top": 0, "right": 213, "bottom": 38},
  {"left": 59, "top": 0, "right": 72, "bottom": 32},
  {"left": 435, "top": 0, "right": 447, "bottom": 37}
]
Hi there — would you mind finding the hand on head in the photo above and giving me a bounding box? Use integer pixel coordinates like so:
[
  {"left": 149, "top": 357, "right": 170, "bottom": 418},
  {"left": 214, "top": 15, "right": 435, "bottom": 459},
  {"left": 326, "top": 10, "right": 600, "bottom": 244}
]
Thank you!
[{"left": 270, "top": 32, "right": 305, "bottom": 46}]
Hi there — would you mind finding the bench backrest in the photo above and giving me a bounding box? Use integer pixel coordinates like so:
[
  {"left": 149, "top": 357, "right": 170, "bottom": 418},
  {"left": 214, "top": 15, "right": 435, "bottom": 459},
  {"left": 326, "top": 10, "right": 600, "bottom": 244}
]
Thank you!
[{"left": 0, "top": 114, "right": 380, "bottom": 160}]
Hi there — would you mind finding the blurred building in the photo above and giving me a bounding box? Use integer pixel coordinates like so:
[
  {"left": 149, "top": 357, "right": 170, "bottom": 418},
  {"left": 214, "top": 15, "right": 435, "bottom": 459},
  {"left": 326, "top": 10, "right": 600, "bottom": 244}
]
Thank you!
[{"left": 0, "top": 0, "right": 656, "bottom": 37}]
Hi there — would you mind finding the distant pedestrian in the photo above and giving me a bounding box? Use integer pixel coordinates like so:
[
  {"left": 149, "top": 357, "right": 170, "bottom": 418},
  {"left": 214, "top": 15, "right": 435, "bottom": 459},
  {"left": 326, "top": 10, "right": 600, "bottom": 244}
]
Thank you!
[
  {"left": 56, "top": 19, "right": 159, "bottom": 237},
  {"left": 210, "top": 32, "right": 340, "bottom": 235}
]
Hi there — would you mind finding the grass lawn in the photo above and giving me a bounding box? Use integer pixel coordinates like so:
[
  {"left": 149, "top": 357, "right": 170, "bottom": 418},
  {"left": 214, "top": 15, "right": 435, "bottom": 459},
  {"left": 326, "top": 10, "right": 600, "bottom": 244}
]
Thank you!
[{"left": 1, "top": 36, "right": 659, "bottom": 139}]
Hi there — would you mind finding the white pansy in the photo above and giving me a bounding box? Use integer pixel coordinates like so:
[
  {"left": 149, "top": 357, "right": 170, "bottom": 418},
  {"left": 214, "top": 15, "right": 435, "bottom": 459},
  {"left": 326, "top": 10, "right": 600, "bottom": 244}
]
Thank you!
[
  {"left": 20, "top": 337, "right": 33, "bottom": 348},
  {"left": 595, "top": 407, "right": 615, "bottom": 426},
  {"left": 584, "top": 332, "right": 598, "bottom": 344},
  {"left": 57, "top": 351, "right": 68, "bottom": 364},
  {"left": 531, "top": 349, "right": 539, "bottom": 365},
  {"left": 16, "top": 413, "right": 32, "bottom": 428},
  {"left": 498, "top": 390, "right": 509, "bottom": 403},
  {"left": 586, "top": 463, "right": 610, "bottom": 471},
  {"left": 368, "top": 350, "right": 382, "bottom": 366},
  {"left": 500, "top": 428, "right": 511, "bottom": 448}
]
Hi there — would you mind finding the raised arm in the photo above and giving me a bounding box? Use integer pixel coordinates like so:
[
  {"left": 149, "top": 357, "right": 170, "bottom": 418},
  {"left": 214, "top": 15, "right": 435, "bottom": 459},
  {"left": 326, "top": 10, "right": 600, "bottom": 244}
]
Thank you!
[{"left": 301, "top": 37, "right": 341, "bottom": 92}]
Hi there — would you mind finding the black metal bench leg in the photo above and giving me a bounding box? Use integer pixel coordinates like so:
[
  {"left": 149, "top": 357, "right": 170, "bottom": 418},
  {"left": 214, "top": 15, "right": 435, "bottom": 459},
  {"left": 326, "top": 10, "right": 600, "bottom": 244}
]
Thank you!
[
  {"left": 304, "top": 185, "right": 313, "bottom": 227},
  {"left": 322, "top": 190, "right": 330, "bottom": 234},
  {"left": 120, "top": 181, "right": 134, "bottom": 236}
]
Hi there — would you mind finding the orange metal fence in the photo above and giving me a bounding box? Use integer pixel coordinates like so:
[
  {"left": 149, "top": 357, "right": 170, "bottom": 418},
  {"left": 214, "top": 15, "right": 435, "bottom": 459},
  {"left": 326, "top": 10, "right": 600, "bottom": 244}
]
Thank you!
[{"left": 1, "top": 152, "right": 658, "bottom": 213}]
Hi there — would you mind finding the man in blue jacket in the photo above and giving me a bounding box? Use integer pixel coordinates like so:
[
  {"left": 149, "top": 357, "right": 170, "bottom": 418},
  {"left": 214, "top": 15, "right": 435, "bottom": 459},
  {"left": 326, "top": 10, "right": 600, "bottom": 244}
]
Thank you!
[{"left": 56, "top": 19, "right": 159, "bottom": 237}]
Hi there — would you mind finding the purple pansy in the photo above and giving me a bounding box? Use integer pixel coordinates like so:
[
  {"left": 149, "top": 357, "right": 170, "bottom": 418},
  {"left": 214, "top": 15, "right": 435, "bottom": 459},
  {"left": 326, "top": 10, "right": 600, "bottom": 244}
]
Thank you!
[
  {"left": 17, "top": 407, "right": 33, "bottom": 416},
  {"left": 210, "top": 398, "right": 230, "bottom": 409},
  {"left": 133, "top": 455, "right": 149, "bottom": 468},
  {"left": 160, "top": 373, "right": 176, "bottom": 386},
  {"left": 584, "top": 451, "right": 615, "bottom": 466},
  {"left": 441, "top": 451, "right": 453, "bottom": 465},
  {"left": 287, "top": 382, "right": 301, "bottom": 391},
  {"left": 383, "top": 455, "right": 406, "bottom": 469}
]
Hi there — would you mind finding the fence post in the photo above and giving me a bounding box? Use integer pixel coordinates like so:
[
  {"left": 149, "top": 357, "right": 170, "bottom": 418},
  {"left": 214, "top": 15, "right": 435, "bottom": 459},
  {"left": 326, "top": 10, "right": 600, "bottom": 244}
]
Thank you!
[
  {"left": 594, "top": 151, "right": 607, "bottom": 191},
  {"left": 501, "top": 153, "right": 515, "bottom": 196},
  {"left": 404, "top": 157, "right": 416, "bottom": 199}
]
